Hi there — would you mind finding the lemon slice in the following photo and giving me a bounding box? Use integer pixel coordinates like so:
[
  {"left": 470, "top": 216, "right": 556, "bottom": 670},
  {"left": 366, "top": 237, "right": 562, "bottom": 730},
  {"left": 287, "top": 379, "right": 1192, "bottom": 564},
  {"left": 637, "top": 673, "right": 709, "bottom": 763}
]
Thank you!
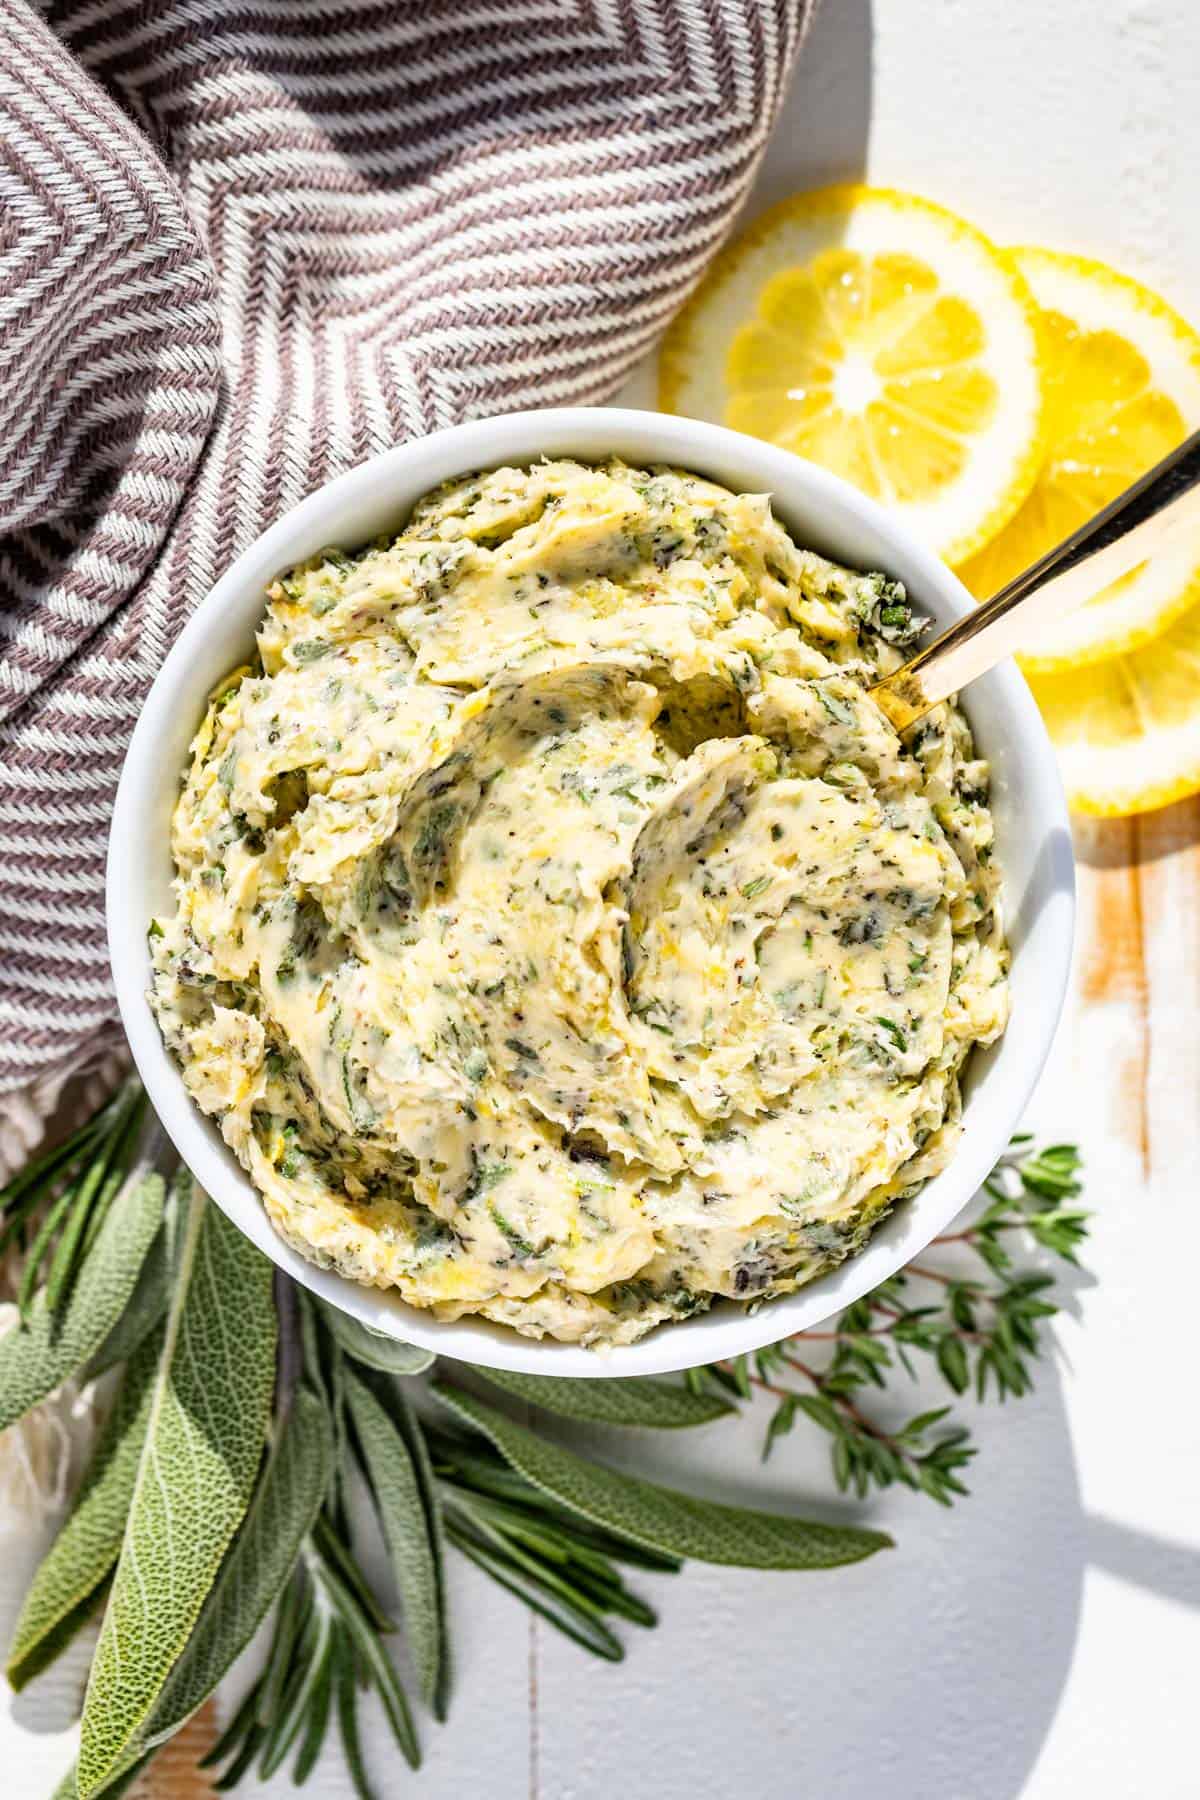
[
  {"left": 959, "top": 249, "right": 1200, "bottom": 670},
  {"left": 658, "top": 185, "right": 1046, "bottom": 566},
  {"left": 1029, "top": 598, "right": 1200, "bottom": 816}
]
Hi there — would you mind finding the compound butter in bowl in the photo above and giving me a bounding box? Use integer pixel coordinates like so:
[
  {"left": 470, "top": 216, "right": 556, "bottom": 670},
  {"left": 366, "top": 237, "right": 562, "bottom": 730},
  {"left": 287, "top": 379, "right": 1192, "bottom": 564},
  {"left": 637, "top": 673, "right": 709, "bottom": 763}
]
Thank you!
[{"left": 109, "top": 410, "right": 1073, "bottom": 1375}]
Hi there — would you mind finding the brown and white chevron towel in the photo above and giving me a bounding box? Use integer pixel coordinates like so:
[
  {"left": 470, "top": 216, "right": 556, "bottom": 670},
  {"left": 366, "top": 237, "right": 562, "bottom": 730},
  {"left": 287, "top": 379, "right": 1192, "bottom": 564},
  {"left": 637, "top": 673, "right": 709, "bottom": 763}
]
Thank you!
[{"left": 0, "top": 0, "right": 810, "bottom": 1114}]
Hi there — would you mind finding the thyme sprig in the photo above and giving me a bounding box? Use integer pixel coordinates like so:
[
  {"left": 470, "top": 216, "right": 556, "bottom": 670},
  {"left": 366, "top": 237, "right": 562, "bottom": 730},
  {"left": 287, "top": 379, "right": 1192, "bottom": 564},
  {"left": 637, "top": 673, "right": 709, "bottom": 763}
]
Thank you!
[{"left": 686, "top": 1140, "right": 1085, "bottom": 1505}]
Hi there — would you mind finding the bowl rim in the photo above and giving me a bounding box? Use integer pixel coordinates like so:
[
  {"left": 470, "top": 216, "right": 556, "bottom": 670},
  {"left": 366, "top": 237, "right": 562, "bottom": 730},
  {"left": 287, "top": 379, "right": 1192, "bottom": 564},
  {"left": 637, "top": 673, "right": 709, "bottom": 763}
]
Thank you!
[{"left": 107, "top": 405, "right": 1076, "bottom": 1377}]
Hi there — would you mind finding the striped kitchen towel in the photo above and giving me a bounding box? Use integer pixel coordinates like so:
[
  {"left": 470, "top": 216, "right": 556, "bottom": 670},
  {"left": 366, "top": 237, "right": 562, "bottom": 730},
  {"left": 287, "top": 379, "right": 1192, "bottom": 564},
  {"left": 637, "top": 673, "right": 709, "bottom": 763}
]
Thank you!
[{"left": 0, "top": 0, "right": 810, "bottom": 1121}]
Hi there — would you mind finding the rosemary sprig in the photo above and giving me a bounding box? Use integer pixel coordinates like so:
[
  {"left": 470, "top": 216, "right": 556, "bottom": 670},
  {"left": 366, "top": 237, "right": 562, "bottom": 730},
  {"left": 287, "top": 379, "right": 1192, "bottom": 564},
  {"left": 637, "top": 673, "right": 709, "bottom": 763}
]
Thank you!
[
  {"left": 200, "top": 1514, "right": 419, "bottom": 1796},
  {"left": 431, "top": 1424, "right": 678, "bottom": 1662},
  {"left": 0, "top": 1076, "right": 148, "bottom": 1319},
  {"left": 200, "top": 1291, "right": 421, "bottom": 1797},
  {"left": 686, "top": 1139, "right": 1086, "bottom": 1504},
  {"left": 201, "top": 1342, "right": 679, "bottom": 1791}
]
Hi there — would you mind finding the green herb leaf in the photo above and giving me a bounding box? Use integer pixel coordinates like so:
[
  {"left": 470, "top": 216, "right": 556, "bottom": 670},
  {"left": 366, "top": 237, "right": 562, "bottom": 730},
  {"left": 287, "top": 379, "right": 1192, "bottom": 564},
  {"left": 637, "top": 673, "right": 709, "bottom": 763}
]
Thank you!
[
  {"left": 0, "top": 1107, "right": 105, "bottom": 1232},
  {"left": 476, "top": 1368, "right": 734, "bottom": 1429},
  {"left": 762, "top": 1393, "right": 799, "bottom": 1462},
  {"left": 430, "top": 1427, "right": 681, "bottom": 1572},
  {"left": 333, "top": 1634, "right": 375, "bottom": 1800},
  {"left": 432, "top": 1384, "right": 890, "bottom": 1570},
  {"left": 49, "top": 1758, "right": 149, "bottom": 1800},
  {"left": 256, "top": 1594, "right": 335, "bottom": 1780},
  {"left": 7, "top": 1081, "right": 145, "bottom": 1318},
  {"left": 311, "top": 1544, "right": 419, "bottom": 1769},
  {"left": 318, "top": 1301, "right": 435, "bottom": 1376},
  {"left": 344, "top": 1368, "right": 448, "bottom": 1716},
  {"left": 85, "top": 1221, "right": 171, "bottom": 1381},
  {"left": 291, "top": 638, "right": 335, "bottom": 663},
  {"left": 936, "top": 1334, "right": 970, "bottom": 1395},
  {"left": 0, "top": 1170, "right": 164, "bottom": 1432},
  {"left": 140, "top": 1385, "right": 333, "bottom": 1756},
  {"left": 444, "top": 1512, "right": 624, "bottom": 1661},
  {"left": 87, "top": 1167, "right": 192, "bottom": 1382},
  {"left": 385, "top": 1382, "right": 451, "bottom": 1717},
  {"left": 77, "top": 1188, "right": 277, "bottom": 1799},
  {"left": 813, "top": 682, "right": 855, "bottom": 726},
  {"left": 7, "top": 1325, "right": 163, "bottom": 1691},
  {"left": 46, "top": 1086, "right": 147, "bottom": 1315}
]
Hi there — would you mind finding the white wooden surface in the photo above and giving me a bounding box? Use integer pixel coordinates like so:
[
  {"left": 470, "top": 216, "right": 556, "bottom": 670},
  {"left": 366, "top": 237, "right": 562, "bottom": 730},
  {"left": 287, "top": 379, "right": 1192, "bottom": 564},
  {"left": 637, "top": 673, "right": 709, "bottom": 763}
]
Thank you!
[{"left": 8, "top": 1, "right": 1200, "bottom": 1794}]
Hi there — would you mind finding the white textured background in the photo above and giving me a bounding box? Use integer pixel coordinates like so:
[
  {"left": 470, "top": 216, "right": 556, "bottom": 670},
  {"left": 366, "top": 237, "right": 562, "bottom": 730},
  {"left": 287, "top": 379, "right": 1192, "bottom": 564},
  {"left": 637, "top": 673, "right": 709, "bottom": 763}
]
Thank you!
[{"left": 7, "top": 1, "right": 1200, "bottom": 1795}]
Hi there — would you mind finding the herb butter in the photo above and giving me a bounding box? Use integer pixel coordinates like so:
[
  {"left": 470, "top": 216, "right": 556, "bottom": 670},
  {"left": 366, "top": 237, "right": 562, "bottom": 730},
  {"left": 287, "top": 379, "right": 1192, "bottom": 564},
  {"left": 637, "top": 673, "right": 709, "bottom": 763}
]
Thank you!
[{"left": 150, "top": 459, "right": 1009, "bottom": 1346}]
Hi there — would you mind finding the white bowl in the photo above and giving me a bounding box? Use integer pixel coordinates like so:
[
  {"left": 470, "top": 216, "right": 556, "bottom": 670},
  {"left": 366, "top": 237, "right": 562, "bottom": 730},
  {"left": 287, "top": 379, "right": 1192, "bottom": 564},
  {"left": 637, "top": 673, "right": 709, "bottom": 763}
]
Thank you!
[{"left": 108, "top": 407, "right": 1075, "bottom": 1377}]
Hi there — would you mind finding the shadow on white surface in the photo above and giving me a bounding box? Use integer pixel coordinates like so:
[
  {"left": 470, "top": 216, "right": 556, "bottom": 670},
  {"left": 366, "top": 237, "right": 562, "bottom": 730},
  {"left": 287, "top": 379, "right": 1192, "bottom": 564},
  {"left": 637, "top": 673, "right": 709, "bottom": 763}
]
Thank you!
[
  {"left": 1086, "top": 1515, "right": 1200, "bottom": 1610},
  {"left": 756, "top": 0, "right": 875, "bottom": 205},
  {"left": 530, "top": 1361, "right": 1085, "bottom": 1800}
]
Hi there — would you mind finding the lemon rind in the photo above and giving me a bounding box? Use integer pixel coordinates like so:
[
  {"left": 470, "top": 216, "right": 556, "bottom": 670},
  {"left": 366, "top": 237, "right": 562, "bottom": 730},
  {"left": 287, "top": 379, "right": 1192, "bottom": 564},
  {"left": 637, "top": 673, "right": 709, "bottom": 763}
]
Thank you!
[
  {"left": 1004, "top": 244, "right": 1200, "bottom": 673},
  {"left": 659, "top": 184, "right": 1048, "bottom": 568}
]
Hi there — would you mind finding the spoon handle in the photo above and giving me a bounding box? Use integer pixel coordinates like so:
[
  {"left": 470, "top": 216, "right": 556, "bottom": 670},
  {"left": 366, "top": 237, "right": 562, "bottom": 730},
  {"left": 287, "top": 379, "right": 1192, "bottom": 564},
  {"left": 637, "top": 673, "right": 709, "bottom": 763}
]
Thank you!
[{"left": 871, "top": 427, "right": 1200, "bottom": 732}]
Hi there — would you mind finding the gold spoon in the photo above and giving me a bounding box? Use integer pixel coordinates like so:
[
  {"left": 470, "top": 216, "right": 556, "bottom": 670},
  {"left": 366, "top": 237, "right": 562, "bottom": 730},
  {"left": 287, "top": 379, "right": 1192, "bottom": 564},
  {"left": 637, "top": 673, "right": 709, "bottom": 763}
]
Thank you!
[{"left": 871, "top": 428, "right": 1200, "bottom": 732}]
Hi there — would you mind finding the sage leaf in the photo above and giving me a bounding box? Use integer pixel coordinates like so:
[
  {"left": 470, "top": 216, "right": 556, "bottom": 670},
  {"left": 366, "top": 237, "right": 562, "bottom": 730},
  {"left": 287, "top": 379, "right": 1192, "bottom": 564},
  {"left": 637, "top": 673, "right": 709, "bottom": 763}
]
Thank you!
[
  {"left": 50, "top": 1758, "right": 148, "bottom": 1800},
  {"left": 7, "top": 1326, "right": 163, "bottom": 1690},
  {"left": 0, "top": 1171, "right": 164, "bottom": 1431},
  {"left": 433, "top": 1384, "right": 891, "bottom": 1570},
  {"left": 475, "top": 1367, "right": 734, "bottom": 1429},
  {"left": 86, "top": 1227, "right": 169, "bottom": 1380},
  {"left": 46, "top": 1085, "right": 147, "bottom": 1314},
  {"left": 388, "top": 1378, "right": 451, "bottom": 1719},
  {"left": 139, "top": 1384, "right": 333, "bottom": 1754},
  {"left": 319, "top": 1302, "right": 435, "bottom": 1376},
  {"left": 344, "top": 1367, "right": 447, "bottom": 1716},
  {"left": 77, "top": 1189, "right": 277, "bottom": 1799},
  {"left": 9, "top": 1582, "right": 109, "bottom": 1699},
  {"left": 87, "top": 1166, "right": 194, "bottom": 1382}
]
